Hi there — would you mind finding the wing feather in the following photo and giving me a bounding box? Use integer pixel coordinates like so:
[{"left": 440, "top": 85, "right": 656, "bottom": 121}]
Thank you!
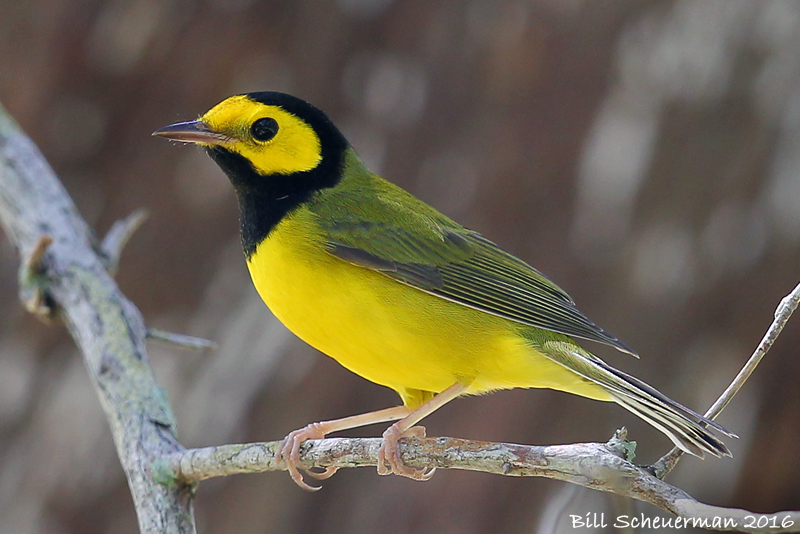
[{"left": 315, "top": 181, "right": 635, "bottom": 355}]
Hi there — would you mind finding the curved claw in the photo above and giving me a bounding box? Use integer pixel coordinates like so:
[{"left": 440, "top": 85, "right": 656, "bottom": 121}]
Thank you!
[
  {"left": 377, "top": 424, "right": 434, "bottom": 481},
  {"left": 276, "top": 422, "right": 331, "bottom": 491},
  {"left": 419, "top": 467, "right": 437, "bottom": 480},
  {"left": 306, "top": 466, "right": 339, "bottom": 480}
]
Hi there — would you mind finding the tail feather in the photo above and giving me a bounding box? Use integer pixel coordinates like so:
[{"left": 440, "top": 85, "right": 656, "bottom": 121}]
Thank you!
[
  {"left": 587, "top": 356, "right": 733, "bottom": 458},
  {"left": 600, "top": 363, "right": 733, "bottom": 436},
  {"left": 607, "top": 389, "right": 727, "bottom": 458},
  {"left": 541, "top": 343, "right": 733, "bottom": 458}
]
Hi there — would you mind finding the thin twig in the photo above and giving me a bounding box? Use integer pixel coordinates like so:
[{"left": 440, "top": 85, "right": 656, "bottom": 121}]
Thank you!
[
  {"left": 25, "top": 234, "right": 53, "bottom": 275},
  {"left": 652, "top": 281, "right": 800, "bottom": 478},
  {"left": 707, "top": 282, "right": 800, "bottom": 418},
  {"left": 20, "top": 234, "right": 56, "bottom": 320},
  {"left": 100, "top": 208, "right": 149, "bottom": 276},
  {"left": 147, "top": 327, "right": 217, "bottom": 351}
]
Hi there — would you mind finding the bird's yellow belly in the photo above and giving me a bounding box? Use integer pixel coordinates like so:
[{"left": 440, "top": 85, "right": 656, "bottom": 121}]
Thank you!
[{"left": 247, "top": 213, "right": 609, "bottom": 407}]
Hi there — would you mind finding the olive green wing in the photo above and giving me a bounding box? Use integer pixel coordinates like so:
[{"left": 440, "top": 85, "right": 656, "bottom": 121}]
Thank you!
[{"left": 314, "top": 180, "right": 635, "bottom": 356}]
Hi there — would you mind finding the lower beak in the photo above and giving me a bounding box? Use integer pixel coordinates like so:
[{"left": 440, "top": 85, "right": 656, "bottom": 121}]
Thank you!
[{"left": 152, "top": 120, "right": 230, "bottom": 146}]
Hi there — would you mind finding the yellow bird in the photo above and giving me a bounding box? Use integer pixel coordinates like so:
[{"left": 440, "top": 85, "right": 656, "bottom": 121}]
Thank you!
[{"left": 154, "top": 92, "right": 731, "bottom": 490}]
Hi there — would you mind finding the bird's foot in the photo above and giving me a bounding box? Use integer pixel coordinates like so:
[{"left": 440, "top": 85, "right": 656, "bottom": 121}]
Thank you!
[
  {"left": 276, "top": 422, "right": 340, "bottom": 491},
  {"left": 377, "top": 424, "right": 436, "bottom": 481}
]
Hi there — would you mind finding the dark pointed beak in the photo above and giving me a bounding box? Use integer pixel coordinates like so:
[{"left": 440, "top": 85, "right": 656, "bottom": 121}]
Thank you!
[{"left": 152, "top": 120, "right": 230, "bottom": 145}]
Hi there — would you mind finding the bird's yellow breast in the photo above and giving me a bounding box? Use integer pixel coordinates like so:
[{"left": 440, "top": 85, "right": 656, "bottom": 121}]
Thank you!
[{"left": 246, "top": 206, "right": 610, "bottom": 408}]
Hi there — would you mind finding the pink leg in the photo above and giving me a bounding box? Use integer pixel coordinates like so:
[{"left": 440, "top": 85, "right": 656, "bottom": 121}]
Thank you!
[
  {"left": 376, "top": 382, "right": 468, "bottom": 480},
  {"left": 277, "top": 405, "right": 411, "bottom": 491}
]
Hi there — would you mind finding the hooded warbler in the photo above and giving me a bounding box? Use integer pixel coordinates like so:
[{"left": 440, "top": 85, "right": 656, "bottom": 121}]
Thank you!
[{"left": 154, "top": 92, "right": 732, "bottom": 490}]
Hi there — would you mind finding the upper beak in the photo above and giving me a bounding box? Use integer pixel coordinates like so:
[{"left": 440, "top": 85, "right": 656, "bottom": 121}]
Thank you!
[{"left": 152, "top": 120, "right": 230, "bottom": 146}]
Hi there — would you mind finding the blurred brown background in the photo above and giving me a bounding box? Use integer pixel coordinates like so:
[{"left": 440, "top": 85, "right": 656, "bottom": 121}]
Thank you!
[{"left": 2, "top": 1, "right": 800, "bottom": 533}]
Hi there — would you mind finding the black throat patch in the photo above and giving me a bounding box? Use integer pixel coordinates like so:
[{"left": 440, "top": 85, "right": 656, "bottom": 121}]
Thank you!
[{"left": 206, "top": 141, "right": 344, "bottom": 259}]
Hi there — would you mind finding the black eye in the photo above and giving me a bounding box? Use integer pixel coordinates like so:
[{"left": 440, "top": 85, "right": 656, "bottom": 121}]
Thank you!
[{"left": 251, "top": 117, "right": 279, "bottom": 142}]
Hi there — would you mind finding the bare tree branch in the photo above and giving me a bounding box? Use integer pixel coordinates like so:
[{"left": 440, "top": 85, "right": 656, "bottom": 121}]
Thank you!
[
  {"left": 159, "top": 432, "right": 799, "bottom": 534},
  {"left": 0, "top": 103, "right": 197, "bottom": 533}
]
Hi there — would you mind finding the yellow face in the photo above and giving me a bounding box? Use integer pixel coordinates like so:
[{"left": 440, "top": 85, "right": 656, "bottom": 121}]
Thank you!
[{"left": 199, "top": 95, "right": 322, "bottom": 176}]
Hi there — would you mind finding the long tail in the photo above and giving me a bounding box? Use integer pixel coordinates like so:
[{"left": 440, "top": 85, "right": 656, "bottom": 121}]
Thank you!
[
  {"left": 542, "top": 342, "right": 734, "bottom": 458},
  {"left": 598, "top": 361, "right": 733, "bottom": 457}
]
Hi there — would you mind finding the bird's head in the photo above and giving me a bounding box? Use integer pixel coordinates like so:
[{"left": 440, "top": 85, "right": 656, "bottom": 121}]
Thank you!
[
  {"left": 154, "top": 92, "right": 348, "bottom": 183},
  {"left": 154, "top": 92, "right": 352, "bottom": 251}
]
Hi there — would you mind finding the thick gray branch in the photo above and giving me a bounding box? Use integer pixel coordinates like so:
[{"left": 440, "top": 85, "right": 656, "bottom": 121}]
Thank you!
[{"left": 0, "top": 103, "right": 197, "bottom": 533}]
